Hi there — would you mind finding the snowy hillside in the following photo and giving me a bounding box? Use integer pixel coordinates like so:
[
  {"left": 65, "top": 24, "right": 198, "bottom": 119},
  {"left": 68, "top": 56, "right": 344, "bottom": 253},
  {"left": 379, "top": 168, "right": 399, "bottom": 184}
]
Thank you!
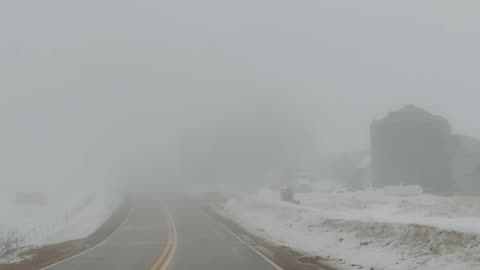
[
  {"left": 0, "top": 187, "right": 122, "bottom": 253},
  {"left": 219, "top": 187, "right": 480, "bottom": 270}
]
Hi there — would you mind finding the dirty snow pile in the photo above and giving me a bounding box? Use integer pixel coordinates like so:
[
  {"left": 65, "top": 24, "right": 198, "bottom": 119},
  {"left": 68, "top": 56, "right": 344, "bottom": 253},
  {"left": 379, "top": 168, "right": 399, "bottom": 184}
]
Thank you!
[
  {"left": 0, "top": 185, "right": 122, "bottom": 260},
  {"left": 219, "top": 186, "right": 480, "bottom": 270}
]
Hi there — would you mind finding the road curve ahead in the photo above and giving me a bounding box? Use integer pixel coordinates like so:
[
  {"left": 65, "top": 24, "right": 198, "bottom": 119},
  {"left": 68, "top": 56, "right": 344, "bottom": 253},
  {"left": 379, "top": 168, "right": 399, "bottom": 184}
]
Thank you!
[
  {"left": 45, "top": 197, "right": 281, "bottom": 270},
  {"left": 45, "top": 198, "right": 170, "bottom": 270}
]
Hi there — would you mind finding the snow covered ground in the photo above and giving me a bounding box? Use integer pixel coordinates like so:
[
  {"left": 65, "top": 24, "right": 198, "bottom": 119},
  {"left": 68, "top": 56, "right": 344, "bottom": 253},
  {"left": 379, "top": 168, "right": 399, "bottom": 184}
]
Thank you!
[
  {"left": 0, "top": 186, "right": 122, "bottom": 256},
  {"left": 219, "top": 186, "right": 480, "bottom": 270}
]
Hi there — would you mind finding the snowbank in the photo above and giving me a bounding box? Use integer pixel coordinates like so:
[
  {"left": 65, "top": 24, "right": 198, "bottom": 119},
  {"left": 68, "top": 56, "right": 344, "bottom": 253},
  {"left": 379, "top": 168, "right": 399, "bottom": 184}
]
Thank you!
[
  {"left": 0, "top": 187, "right": 122, "bottom": 251},
  {"left": 220, "top": 188, "right": 480, "bottom": 270}
]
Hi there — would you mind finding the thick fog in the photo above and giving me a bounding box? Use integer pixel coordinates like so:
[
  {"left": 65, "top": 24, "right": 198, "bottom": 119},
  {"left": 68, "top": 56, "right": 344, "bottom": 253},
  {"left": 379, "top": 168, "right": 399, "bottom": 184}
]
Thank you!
[{"left": 1, "top": 1, "right": 480, "bottom": 192}]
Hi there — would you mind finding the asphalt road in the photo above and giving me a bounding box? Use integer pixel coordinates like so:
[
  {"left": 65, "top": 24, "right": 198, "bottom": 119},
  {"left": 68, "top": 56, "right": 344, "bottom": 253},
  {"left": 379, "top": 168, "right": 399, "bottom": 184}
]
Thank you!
[{"left": 46, "top": 197, "right": 281, "bottom": 270}]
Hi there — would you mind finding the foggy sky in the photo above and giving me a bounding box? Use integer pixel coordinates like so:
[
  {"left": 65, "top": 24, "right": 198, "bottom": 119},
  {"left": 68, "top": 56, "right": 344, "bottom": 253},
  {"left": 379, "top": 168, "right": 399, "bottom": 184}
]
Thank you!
[{"left": 1, "top": 1, "right": 480, "bottom": 189}]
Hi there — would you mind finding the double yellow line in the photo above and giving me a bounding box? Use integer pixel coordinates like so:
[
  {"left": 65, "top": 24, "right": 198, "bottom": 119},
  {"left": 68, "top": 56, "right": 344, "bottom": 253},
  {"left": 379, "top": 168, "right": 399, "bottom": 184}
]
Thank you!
[{"left": 151, "top": 206, "right": 177, "bottom": 270}]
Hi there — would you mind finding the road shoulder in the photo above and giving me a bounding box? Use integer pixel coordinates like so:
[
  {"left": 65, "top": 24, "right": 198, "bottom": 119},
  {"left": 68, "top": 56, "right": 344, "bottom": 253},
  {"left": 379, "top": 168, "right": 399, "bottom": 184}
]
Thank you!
[
  {"left": 0, "top": 198, "right": 132, "bottom": 270},
  {"left": 203, "top": 205, "right": 336, "bottom": 270}
]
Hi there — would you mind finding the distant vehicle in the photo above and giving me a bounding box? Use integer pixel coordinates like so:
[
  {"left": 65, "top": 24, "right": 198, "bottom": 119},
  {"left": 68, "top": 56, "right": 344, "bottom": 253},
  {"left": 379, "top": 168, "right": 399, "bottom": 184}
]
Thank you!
[{"left": 280, "top": 187, "right": 294, "bottom": 202}]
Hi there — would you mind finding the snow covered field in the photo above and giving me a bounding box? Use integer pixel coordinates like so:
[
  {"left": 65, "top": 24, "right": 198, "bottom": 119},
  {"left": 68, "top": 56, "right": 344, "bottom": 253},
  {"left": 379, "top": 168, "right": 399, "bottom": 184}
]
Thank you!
[
  {"left": 219, "top": 187, "right": 480, "bottom": 270},
  {"left": 0, "top": 186, "right": 122, "bottom": 256}
]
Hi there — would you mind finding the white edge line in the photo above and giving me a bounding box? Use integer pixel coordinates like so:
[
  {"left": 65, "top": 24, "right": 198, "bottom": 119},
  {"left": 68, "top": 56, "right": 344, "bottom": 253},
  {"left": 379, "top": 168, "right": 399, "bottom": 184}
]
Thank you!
[
  {"left": 39, "top": 200, "right": 134, "bottom": 270},
  {"left": 201, "top": 210, "right": 284, "bottom": 270}
]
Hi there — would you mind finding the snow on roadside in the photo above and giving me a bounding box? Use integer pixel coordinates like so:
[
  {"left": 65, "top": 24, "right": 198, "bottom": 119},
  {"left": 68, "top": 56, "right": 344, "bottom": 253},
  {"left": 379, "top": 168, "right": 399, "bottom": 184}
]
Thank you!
[
  {"left": 0, "top": 186, "right": 122, "bottom": 258},
  {"left": 219, "top": 188, "right": 480, "bottom": 270}
]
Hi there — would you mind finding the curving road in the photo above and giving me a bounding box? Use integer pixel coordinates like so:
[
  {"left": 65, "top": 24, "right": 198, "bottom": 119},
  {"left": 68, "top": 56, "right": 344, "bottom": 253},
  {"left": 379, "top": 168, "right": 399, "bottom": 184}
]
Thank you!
[{"left": 45, "top": 197, "right": 281, "bottom": 270}]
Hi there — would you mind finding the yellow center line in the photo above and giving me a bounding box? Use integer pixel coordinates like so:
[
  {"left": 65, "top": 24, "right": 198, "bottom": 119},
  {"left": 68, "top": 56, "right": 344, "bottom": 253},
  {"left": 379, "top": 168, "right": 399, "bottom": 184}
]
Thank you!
[
  {"left": 150, "top": 206, "right": 177, "bottom": 270},
  {"left": 159, "top": 216, "right": 177, "bottom": 270}
]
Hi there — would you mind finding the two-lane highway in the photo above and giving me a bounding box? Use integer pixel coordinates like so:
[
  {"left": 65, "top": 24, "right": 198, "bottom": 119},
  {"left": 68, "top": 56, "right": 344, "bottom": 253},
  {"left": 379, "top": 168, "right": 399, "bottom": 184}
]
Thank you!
[{"left": 45, "top": 197, "right": 281, "bottom": 270}]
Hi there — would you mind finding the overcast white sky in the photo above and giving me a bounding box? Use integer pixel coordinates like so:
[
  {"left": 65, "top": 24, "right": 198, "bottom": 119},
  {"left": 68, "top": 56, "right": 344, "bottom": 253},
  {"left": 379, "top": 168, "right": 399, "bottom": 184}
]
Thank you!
[{"left": 1, "top": 1, "right": 480, "bottom": 188}]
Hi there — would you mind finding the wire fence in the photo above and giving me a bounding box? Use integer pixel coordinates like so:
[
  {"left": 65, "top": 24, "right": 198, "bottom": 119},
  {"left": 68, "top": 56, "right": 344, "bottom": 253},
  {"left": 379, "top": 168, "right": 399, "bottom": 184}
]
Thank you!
[{"left": 0, "top": 193, "right": 97, "bottom": 255}]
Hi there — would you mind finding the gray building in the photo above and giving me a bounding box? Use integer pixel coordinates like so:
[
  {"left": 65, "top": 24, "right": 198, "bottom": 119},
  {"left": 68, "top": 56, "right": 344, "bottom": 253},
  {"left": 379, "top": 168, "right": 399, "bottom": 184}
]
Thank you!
[
  {"left": 371, "top": 105, "right": 453, "bottom": 194},
  {"left": 452, "top": 135, "right": 480, "bottom": 195}
]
